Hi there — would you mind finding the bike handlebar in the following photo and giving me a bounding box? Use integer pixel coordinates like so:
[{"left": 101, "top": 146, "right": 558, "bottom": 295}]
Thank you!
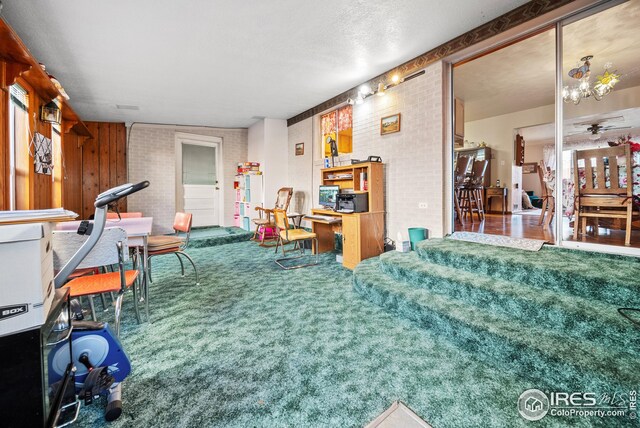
[{"left": 94, "top": 181, "right": 150, "bottom": 208}]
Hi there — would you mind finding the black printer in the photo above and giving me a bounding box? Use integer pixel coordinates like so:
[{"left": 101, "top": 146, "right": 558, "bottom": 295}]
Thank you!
[{"left": 336, "top": 193, "right": 368, "bottom": 213}]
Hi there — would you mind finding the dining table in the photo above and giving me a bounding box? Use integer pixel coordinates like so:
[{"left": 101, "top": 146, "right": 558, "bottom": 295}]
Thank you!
[{"left": 55, "top": 217, "right": 154, "bottom": 321}]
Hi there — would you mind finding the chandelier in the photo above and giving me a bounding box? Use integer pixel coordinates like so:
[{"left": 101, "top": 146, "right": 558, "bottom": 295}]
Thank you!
[{"left": 562, "top": 55, "right": 620, "bottom": 105}]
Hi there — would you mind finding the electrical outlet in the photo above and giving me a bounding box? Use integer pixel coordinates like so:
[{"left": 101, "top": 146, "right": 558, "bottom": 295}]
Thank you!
[
  {"left": 500, "top": 160, "right": 505, "bottom": 166},
  {"left": 418, "top": 202, "right": 428, "bottom": 209}
]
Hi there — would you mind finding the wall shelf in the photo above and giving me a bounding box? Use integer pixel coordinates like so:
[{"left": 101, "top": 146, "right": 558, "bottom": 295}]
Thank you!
[{"left": 0, "top": 18, "right": 93, "bottom": 139}]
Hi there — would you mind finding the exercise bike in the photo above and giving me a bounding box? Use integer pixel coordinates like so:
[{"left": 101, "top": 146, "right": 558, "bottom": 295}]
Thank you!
[{"left": 49, "top": 181, "right": 149, "bottom": 424}]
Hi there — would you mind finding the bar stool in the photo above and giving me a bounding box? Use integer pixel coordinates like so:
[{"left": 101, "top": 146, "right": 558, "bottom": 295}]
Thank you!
[
  {"left": 454, "top": 155, "right": 473, "bottom": 224},
  {"left": 459, "top": 160, "right": 488, "bottom": 223}
]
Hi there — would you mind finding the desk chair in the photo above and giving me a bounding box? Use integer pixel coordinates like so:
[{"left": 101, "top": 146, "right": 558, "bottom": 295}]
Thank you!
[
  {"left": 147, "top": 212, "right": 199, "bottom": 285},
  {"left": 273, "top": 209, "right": 318, "bottom": 270},
  {"left": 252, "top": 187, "right": 293, "bottom": 246},
  {"left": 52, "top": 227, "right": 141, "bottom": 329}
]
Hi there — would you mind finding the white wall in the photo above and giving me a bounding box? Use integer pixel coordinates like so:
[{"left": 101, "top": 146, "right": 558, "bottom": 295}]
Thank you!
[
  {"left": 248, "top": 120, "right": 264, "bottom": 167},
  {"left": 464, "top": 104, "right": 555, "bottom": 210},
  {"left": 248, "top": 118, "right": 289, "bottom": 208},
  {"left": 287, "top": 118, "right": 313, "bottom": 215},
  {"left": 127, "top": 124, "right": 248, "bottom": 233},
  {"left": 522, "top": 143, "right": 544, "bottom": 196},
  {"left": 287, "top": 62, "right": 446, "bottom": 241}
]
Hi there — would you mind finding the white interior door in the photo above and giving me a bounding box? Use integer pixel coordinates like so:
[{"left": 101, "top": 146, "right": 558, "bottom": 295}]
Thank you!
[{"left": 176, "top": 135, "right": 222, "bottom": 227}]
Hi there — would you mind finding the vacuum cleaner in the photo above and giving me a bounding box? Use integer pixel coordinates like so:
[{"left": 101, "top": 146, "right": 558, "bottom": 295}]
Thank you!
[{"left": 49, "top": 181, "right": 149, "bottom": 423}]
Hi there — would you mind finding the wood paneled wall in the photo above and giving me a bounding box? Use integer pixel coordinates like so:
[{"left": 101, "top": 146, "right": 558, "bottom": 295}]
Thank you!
[
  {"left": 60, "top": 131, "right": 84, "bottom": 216},
  {"left": 80, "top": 122, "right": 127, "bottom": 218},
  {"left": 0, "top": 71, "right": 8, "bottom": 211}
]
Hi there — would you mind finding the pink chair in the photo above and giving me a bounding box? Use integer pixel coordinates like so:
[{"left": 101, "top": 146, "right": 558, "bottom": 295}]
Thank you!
[
  {"left": 107, "top": 212, "right": 143, "bottom": 220},
  {"left": 146, "top": 213, "right": 198, "bottom": 285}
]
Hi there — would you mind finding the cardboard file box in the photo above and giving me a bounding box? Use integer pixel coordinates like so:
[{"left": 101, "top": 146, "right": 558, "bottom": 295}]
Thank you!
[{"left": 0, "top": 222, "right": 55, "bottom": 336}]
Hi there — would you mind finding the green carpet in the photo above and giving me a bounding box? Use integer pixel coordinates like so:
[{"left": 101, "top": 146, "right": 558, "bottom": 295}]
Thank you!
[
  {"left": 187, "top": 226, "right": 253, "bottom": 248},
  {"left": 74, "top": 240, "right": 637, "bottom": 427}
]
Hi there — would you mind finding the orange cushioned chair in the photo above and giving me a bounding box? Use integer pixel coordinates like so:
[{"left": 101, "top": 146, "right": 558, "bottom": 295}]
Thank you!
[
  {"left": 52, "top": 227, "right": 141, "bottom": 329},
  {"left": 147, "top": 212, "right": 199, "bottom": 285}
]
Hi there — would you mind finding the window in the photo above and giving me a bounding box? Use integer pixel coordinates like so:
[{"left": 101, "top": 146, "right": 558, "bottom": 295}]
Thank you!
[
  {"left": 9, "top": 84, "right": 30, "bottom": 210},
  {"left": 52, "top": 125, "right": 62, "bottom": 207},
  {"left": 321, "top": 105, "right": 352, "bottom": 157}
]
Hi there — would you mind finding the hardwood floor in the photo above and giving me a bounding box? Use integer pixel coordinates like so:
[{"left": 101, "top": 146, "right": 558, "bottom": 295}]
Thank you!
[
  {"left": 455, "top": 213, "right": 555, "bottom": 243},
  {"left": 455, "top": 213, "right": 640, "bottom": 249}
]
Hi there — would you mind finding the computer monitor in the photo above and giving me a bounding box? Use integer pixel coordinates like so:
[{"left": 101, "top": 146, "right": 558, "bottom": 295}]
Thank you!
[{"left": 319, "top": 185, "right": 339, "bottom": 209}]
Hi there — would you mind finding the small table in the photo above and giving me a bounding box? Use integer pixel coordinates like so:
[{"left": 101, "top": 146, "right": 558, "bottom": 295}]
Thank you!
[
  {"left": 55, "top": 217, "right": 153, "bottom": 321},
  {"left": 287, "top": 212, "right": 305, "bottom": 228},
  {"left": 485, "top": 187, "right": 508, "bottom": 214}
]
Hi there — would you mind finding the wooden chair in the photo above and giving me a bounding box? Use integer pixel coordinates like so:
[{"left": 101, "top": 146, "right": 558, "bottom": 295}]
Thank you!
[
  {"left": 147, "top": 212, "right": 199, "bottom": 285},
  {"left": 252, "top": 187, "right": 293, "bottom": 246},
  {"left": 459, "top": 160, "right": 488, "bottom": 223},
  {"left": 52, "top": 227, "right": 141, "bottom": 328},
  {"left": 454, "top": 155, "right": 473, "bottom": 224},
  {"left": 573, "top": 145, "right": 634, "bottom": 245},
  {"left": 537, "top": 161, "right": 555, "bottom": 227},
  {"left": 273, "top": 209, "right": 318, "bottom": 270}
]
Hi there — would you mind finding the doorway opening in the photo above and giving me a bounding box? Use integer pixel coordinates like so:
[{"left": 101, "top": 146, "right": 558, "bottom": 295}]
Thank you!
[
  {"left": 175, "top": 133, "right": 223, "bottom": 228},
  {"left": 452, "top": 28, "right": 557, "bottom": 243}
]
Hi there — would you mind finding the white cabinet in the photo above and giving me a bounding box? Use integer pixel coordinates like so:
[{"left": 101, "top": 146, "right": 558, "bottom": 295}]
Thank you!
[
  {"left": 234, "top": 172, "right": 263, "bottom": 230},
  {"left": 512, "top": 165, "right": 523, "bottom": 213}
]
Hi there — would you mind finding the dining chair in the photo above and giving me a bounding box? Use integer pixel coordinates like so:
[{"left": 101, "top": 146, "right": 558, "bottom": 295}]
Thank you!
[
  {"left": 537, "top": 161, "right": 555, "bottom": 227},
  {"left": 147, "top": 212, "right": 199, "bottom": 285},
  {"left": 573, "top": 144, "right": 634, "bottom": 245},
  {"left": 252, "top": 187, "right": 293, "bottom": 246},
  {"left": 52, "top": 227, "right": 141, "bottom": 328},
  {"left": 273, "top": 209, "right": 318, "bottom": 270}
]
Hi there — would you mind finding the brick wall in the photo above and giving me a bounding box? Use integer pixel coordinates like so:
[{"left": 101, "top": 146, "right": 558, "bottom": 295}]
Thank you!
[
  {"left": 288, "top": 61, "right": 446, "bottom": 240},
  {"left": 127, "top": 124, "right": 247, "bottom": 233}
]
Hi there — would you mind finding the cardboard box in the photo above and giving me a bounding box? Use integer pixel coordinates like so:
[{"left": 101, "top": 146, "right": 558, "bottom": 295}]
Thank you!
[{"left": 0, "top": 222, "right": 55, "bottom": 336}]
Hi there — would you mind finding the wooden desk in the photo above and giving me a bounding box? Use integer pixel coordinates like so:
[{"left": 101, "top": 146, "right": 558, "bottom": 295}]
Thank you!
[
  {"left": 308, "top": 209, "right": 384, "bottom": 270},
  {"left": 485, "top": 187, "right": 508, "bottom": 214}
]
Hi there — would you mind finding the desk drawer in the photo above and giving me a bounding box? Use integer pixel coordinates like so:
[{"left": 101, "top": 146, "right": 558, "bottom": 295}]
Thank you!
[{"left": 485, "top": 187, "right": 505, "bottom": 196}]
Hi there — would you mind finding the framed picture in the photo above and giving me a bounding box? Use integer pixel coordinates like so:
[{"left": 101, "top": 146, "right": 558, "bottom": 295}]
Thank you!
[
  {"left": 381, "top": 113, "right": 401, "bottom": 135},
  {"left": 522, "top": 162, "right": 538, "bottom": 174},
  {"left": 295, "top": 142, "right": 304, "bottom": 156}
]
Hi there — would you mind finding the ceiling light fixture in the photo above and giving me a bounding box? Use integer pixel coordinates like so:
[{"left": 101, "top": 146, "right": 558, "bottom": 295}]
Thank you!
[
  {"left": 562, "top": 55, "right": 620, "bottom": 105},
  {"left": 346, "top": 70, "right": 423, "bottom": 106}
]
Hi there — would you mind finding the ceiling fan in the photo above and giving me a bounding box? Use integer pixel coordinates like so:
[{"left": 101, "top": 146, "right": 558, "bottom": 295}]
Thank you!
[{"left": 583, "top": 123, "right": 630, "bottom": 140}]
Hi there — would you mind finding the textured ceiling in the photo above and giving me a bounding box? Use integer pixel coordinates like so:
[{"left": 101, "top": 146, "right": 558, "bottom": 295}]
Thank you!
[
  {"left": 1, "top": 0, "right": 529, "bottom": 128},
  {"left": 455, "top": 0, "right": 640, "bottom": 122}
]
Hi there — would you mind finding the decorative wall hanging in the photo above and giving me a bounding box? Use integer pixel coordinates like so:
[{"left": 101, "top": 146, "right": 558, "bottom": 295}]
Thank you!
[
  {"left": 40, "top": 100, "right": 61, "bottom": 124},
  {"left": 32, "top": 132, "right": 53, "bottom": 175},
  {"left": 295, "top": 142, "right": 304, "bottom": 156},
  {"left": 380, "top": 113, "right": 401, "bottom": 135}
]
